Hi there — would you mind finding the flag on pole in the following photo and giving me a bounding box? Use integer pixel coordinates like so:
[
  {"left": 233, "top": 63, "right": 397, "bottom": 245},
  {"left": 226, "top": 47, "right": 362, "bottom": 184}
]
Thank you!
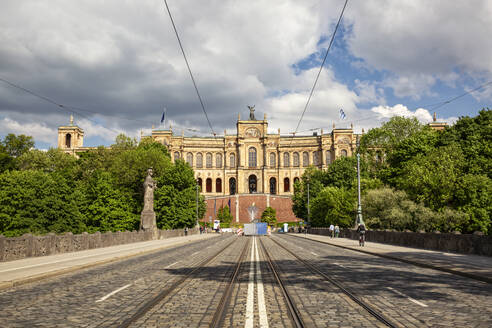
[
  {"left": 339, "top": 109, "right": 346, "bottom": 120},
  {"left": 160, "top": 107, "right": 167, "bottom": 124}
]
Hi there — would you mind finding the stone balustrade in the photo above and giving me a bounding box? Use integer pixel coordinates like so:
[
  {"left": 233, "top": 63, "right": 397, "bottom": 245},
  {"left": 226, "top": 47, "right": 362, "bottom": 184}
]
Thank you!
[
  {"left": 309, "top": 228, "right": 492, "bottom": 256},
  {"left": 0, "top": 228, "right": 198, "bottom": 262}
]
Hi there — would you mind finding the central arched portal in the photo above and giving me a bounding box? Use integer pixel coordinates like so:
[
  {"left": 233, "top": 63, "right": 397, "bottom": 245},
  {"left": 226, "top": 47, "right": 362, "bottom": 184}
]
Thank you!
[{"left": 248, "top": 175, "right": 257, "bottom": 193}]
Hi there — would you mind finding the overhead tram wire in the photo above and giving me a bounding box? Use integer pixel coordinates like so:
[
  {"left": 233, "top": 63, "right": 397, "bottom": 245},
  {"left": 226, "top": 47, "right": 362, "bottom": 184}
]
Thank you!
[
  {"left": 0, "top": 77, "right": 125, "bottom": 135},
  {"left": 162, "top": 0, "right": 217, "bottom": 140},
  {"left": 305, "top": 79, "right": 492, "bottom": 135},
  {"left": 289, "top": 0, "right": 349, "bottom": 145}
]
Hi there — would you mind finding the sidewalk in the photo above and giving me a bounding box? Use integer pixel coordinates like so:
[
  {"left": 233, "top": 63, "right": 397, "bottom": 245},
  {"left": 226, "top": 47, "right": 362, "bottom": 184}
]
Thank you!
[
  {"left": 288, "top": 233, "right": 492, "bottom": 283},
  {"left": 0, "top": 233, "right": 220, "bottom": 290}
]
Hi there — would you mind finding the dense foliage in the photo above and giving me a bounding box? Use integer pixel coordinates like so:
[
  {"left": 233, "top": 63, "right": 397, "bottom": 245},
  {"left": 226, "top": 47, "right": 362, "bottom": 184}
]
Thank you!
[
  {"left": 293, "top": 109, "right": 491, "bottom": 234},
  {"left": 260, "top": 207, "right": 277, "bottom": 226},
  {"left": 216, "top": 205, "right": 233, "bottom": 227},
  {"left": 0, "top": 134, "right": 206, "bottom": 237}
]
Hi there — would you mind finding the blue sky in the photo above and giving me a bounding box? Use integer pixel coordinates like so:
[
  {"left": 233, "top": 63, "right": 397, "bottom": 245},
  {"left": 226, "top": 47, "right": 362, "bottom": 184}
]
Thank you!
[{"left": 0, "top": 0, "right": 490, "bottom": 149}]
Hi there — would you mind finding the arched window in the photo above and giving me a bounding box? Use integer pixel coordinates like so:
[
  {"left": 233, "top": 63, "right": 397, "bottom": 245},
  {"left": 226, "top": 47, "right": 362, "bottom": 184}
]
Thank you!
[
  {"left": 248, "top": 175, "right": 257, "bottom": 193},
  {"left": 249, "top": 147, "right": 257, "bottom": 167},
  {"left": 65, "top": 134, "right": 71, "bottom": 148},
  {"left": 294, "top": 177, "right": 300, "bottom": 185},
  {"left": 206, "top": 178, "right": 212, "bottom": 192},
  {"left": 216, "top": 153, "right": 222, "bottom": 168},
  {"left": 313, "top": 151, "right": 319, "bottom": 166},
  {"left": 229, "top": 153, "right": 236, "bottom": 168},
  {"left": 269, "top": 177, "right": 276, "bottom": 195},
  {"left": 186, "top": 153, "right": 193, "bottom": 166},
  {"left": 229, "top": 177, "right": 236, "bottom": 195},
  {"left": 206, "top": 153, "right": 212, "bottom": 168},
  {"left": 303, "top": 152, "right": 309, "bottom": 167},
  {"left": 326, "top": 151, "right": 331, "bottom": 165},
  {"left": 197, "top": 178, "right": 202, "bottom": 192},
  {"left": 174, "top": 151, "right": 180, "bottom": 162},
  {"left": 216, "top": 178, "right": 222, "bottom": 193},
  {"left": 283, "top": 152, "right": 290, "bottom": 167},
  {"left": 269, "top": 153, "right": 276, "bottom": 167},
  {"left": 196, "top": 153, "right": 203, "bottom": 168},
  {"left": 293, "top": 152, "right": 299, "bottom": 167},
  {"left": 341, "top": 149, "right": 348, "bottom": 157},
  {"left": 284, "top": 177, "right": 290, "bottom": 192}
]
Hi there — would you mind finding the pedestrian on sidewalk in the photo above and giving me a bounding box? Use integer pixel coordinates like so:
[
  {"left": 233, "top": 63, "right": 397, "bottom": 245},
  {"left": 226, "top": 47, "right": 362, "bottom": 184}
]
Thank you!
[
  {"left": 329, "top": 224, "right": 335, "bottom": 238},
  {"left": 334, "top": 225, "right": 340, "bottom": 238},
  {"left": 184, "top": 227, "right": 188, "bottom": 236}
]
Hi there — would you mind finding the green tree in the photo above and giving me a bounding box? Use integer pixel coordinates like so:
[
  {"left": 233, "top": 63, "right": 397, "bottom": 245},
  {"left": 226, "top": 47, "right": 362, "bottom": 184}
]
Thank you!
[
  {"left": 154, "top": 160, "right": 205, "bottom": 229},
  {"left": 217, "top": 205, "right": 233, "bottom": 227},
  {"left": 310, "top": 186, "right": 356, "bottom": 228},
  {"left": 261, "top": 207, "right": 277, "bottom": 226},
  {"left": 78, "top": 170, "right": 139, "bottom": 232},
  {"left": 0, "top": 170, "right": 86, "bottom": 237},
  {"left": 1, "top": 134, "right": 34, "bottom": 158}
]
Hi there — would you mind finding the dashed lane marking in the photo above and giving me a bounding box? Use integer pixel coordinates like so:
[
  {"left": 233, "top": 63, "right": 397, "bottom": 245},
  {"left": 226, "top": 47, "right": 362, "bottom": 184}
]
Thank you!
[
  {"left": 310, "top": 252, "right": 319, "bottom": 256},
  {"left": 386, "top": 287, "right": 428, "bottom": 307},
  {"left": 95, "top": 284, "right": 132, "bottom": 303}
]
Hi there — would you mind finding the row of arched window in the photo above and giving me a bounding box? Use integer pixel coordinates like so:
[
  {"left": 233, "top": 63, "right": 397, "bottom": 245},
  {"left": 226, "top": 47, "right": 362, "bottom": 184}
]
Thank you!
[
  {"left": 176, "top": 149, "right": 348, "bottom": 168},
  {"left": 196, "top": 176, "right": 301, "bottom": 194},
  {"left": 175, "top": 152, "right": 236, "bottom": 168}
]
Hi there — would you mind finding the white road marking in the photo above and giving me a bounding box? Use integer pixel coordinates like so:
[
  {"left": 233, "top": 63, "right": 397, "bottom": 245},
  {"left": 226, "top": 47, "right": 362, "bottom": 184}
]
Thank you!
[
  {"left": 310, "top": 252, "right": 318, "bottom": 256},
  {"left": 332, "top": 262, "right": 346, "bottom": 268},
  {"left": 191, "top": 251, "right": 199, "bottom": 256},
  {"left": 254, "top": 237, "right": 269, "bottom": 328},
  {"left": 95, "top": 284, "right": 132, "bottom": 303},
  {"left": 245, "top": 237, "right": 255, "bottom": 328},
  {"left": 165, "top": 261, "right": 180, "bottom": 269},
  {"left": 386, "top": 287, "right": 428, "bottom": 307}
]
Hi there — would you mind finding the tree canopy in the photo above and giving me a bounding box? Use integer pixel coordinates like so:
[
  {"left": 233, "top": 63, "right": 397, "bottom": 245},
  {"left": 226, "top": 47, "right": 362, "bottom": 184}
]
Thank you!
[{"left": 0, "top": 134, "right": 205, "bottom": 237}]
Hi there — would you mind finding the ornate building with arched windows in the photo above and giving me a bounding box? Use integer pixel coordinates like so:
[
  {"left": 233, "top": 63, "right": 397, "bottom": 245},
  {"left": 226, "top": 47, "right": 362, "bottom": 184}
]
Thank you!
[
  {"left": 149, "top": 112, "right": 359, "bottom": 198},
  {"left": 57, "top": 110, "right": 448, "bottom": 223}
]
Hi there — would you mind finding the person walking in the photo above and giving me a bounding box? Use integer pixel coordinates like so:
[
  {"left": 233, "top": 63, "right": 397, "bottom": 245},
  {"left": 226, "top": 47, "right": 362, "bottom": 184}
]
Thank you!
[
  {"left": 329, "top": 224, "right": 335, "bottom": 238},
  {"left": 334, "top": 225, "right": 340, "bottom": 238},
  {"left": 357, "top": 223, "right": 366, "bottom": 246}
]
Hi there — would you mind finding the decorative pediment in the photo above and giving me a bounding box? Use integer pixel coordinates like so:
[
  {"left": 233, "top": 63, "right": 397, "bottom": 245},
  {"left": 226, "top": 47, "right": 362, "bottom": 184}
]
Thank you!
[
  {"left": 245, "top": 127, "right": 260, "bottom": 138},
  {"left": 337, "top": 137, "right": 351, "bottom": 144}
]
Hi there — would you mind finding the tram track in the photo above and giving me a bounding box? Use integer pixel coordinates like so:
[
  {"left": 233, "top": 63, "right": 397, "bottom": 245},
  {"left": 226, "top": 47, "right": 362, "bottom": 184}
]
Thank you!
[
  {"left": 258, "top": 237, "right": 305, "bottom": 328},
  {"left": 117, "top": 236, "right": 248, "bottom": 328},
  {"left": 265, "top": 236, "right": 398, "bottom": 328}
]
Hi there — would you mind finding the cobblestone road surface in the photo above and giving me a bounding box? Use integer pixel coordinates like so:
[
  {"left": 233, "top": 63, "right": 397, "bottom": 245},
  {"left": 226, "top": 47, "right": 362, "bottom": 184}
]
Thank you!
[{"left": 1, "top": 233, "right": 491, "bottom": 327}]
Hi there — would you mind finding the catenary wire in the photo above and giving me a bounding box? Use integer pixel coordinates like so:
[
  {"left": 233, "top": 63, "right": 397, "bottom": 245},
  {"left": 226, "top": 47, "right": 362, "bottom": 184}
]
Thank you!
[
  {"left": 163, "top": 0, "right": 217, "bottom": 138},
  {"left": 291, "top": 0, "right": 349, "bottom": 137},
  {"left": 0, "top": 77, "right": 123, "bottom": 135}
]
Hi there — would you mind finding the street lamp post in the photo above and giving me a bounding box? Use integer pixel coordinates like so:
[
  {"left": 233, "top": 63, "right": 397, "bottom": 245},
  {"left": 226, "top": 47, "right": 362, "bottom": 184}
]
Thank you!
[
  {"left": 356, "top": 136, "right": 364, "bottom": 227},
  {"left": 195, "top": 183, "right": 199, "bottom": 228}
]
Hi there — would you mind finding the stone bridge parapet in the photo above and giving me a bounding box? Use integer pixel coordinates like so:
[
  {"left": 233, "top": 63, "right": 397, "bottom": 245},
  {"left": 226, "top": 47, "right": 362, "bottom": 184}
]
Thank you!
[
  {"left": 309, "top": 228, "right": 492, "bottom": 256},
  {"left": 0, "top": 228, "right": 198, "bottom": 262}
]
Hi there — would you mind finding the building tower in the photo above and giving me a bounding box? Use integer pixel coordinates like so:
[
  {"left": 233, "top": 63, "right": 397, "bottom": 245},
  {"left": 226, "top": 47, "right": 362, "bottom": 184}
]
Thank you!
[{"left": 57, "top": 115, "right": 84, "bottom": 156}]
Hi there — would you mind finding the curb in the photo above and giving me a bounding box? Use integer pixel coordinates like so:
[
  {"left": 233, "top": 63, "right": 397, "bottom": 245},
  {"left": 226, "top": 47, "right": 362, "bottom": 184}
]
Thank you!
[
  {"left": 287, "top": 233, "right": 492, "bottom": 284},
  {"left": 0, "top": 234, "right": 221, "bottom": 291}
]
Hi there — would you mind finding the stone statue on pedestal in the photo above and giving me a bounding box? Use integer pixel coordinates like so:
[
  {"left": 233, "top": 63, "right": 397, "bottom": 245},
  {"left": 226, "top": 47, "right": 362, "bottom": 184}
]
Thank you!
[{"left": 140, "top": 168, "right": 157, "bottom": 237}]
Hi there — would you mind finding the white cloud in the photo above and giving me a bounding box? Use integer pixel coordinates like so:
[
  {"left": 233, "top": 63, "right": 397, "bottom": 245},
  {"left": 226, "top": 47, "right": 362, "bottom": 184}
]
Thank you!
[
  {"left": 371, "top": 104, "right": 433, "bottom": 123},
  {"left": 0, "top": 117, "right": 56, "bottom": 144},
  {"left": 345, "top": 0, "right": 492, "bottom": 98}
]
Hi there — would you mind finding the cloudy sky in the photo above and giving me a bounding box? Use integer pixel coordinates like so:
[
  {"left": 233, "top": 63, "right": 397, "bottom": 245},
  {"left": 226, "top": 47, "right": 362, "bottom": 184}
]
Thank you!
[{"left": 1, "top": 0, "right": 491, "bottom": 149}]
